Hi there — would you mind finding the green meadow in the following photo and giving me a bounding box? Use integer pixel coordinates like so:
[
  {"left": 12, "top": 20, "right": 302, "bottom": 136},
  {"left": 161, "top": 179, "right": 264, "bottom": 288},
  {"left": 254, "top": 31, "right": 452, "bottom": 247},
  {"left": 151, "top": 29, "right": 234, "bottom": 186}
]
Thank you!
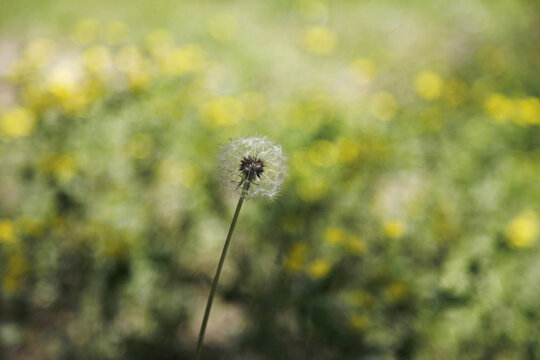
[{"left": 0, "top": 0, "right": 539, "bottom": 359}]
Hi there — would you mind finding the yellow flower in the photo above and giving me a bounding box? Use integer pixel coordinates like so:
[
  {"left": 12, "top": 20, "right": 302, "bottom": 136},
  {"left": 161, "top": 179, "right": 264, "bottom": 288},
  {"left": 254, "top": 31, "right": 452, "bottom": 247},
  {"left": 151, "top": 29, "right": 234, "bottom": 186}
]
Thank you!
[
  {"left": 385, "top": 282, "right": 408, "bottom": 302},
  {"left": 342, "top": 289, "right": 374, "bottom": 308},
  {"left": 384, "top": 220, "right": 405, "bottom": 239},
  {"left": 160, "top": 45, "right": 206, "bottom": 76},
  {"left": 505, "top": 210, "right": 539, "bottom": 248},
  {"left": 302, "top": 26, "right": 336, "bottom": 55},
  {"left": 1, "top": 107, "right": 36, "bottom": 138},
  {"left": 515, "top": 97, "right": 540, "bottom": 125},
  {"left": 199, "top": 96, "right": 244, "bottom": 127},
  {"left": 40, "top": 154, "right": 78, "bottom": 182},
  {"left": 414, "top": 71, "right": 444, "bottom": 100},
  {"left": 337, "top": 137, "right": 360, "bottom": 164},
  {"left": 349, "top": 58, "right": 376, "bottom": 85},
  {"left": 0, "top": 220, "right": 17, "bottom": 244},
  {"left": 324, "top": 227, "right": 346, "bottom": 245},
  {"left": 82, "top": 45, "right": 112, "bottom": 75},
  {"left": 484, "top": 93, "right": 514, "bottom": 123},
  {"left": 285, "top": 243, "right": 308, "bottom": 273},
  {"left": 346, "top": 236, "right": 366, "bottom": 255},
  {"left": 308, "top": 259, "right": 331, "bottom": 278},
  {"left": 349, "top": 313, "right": 369, "bottom": 330},
  {"left": 24, "top": 38, "right": 55, "bottom": 68},
  {"left": 207, "top": 13, "right": 238, "bottom": 42},
  {"left": 2, "top": 250, "right": 27, "bottom": 294},
  {"left": 369, "top": 91, "right": 398, "bottom": 121}
]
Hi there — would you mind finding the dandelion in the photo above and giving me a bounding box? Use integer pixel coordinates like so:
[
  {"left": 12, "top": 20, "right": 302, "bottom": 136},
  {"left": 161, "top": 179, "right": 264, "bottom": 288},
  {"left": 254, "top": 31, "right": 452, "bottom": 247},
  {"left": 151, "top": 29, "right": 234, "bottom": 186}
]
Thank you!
[
  {"left": 0, "top": 107, "right": 36, "bottom": 138},
  {"left": 218, "top": 137, "right": 287, "bottom": 200},
  {"left": 414, "top": 71, "right": 443, "bottom": 101},
  {"left": 195, "top": 137, "right": 287, "bottom": 360},
  {"left": 384, "top": 220, "right": 406, "bottom": 239},
  {"left": 505, "top": 210, "right": 539, "bottom": 248}
]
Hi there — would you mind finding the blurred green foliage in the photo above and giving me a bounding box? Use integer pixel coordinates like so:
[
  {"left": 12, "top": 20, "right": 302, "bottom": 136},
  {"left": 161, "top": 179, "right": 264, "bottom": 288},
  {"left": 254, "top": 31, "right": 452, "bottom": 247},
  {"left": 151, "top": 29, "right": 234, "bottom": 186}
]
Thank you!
[{"left": 0, "top": 0, "right": 539, "bottom": 359}]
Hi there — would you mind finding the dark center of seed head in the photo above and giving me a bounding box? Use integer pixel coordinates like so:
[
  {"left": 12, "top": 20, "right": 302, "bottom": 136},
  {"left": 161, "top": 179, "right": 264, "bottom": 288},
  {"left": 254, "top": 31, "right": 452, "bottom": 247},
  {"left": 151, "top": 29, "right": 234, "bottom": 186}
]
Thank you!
[{"left": 239, "top": 156, "right": 265, "bottom": 182}]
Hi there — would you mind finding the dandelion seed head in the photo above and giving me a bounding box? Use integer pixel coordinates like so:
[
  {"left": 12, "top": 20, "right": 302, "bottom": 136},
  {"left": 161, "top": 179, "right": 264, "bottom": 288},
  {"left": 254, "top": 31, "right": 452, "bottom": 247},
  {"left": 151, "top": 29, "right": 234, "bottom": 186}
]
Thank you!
[{"left": 218, "top": 137, "right": 287, "bottom": 200}]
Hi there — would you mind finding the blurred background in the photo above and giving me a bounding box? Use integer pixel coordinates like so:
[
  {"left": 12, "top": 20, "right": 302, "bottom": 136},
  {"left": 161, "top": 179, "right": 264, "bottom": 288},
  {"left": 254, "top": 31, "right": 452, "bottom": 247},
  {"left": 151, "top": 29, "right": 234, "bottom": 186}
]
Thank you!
[{"left": 0, "top": 0, "right": 539, "bottom": 359}]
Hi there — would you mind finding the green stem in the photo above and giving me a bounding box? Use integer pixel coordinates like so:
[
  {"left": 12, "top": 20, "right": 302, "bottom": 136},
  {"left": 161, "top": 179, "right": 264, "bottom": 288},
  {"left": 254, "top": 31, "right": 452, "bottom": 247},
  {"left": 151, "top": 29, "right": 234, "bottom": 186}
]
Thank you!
[{"left": 195, "top": 183, "right": 249, "bottom": 360}]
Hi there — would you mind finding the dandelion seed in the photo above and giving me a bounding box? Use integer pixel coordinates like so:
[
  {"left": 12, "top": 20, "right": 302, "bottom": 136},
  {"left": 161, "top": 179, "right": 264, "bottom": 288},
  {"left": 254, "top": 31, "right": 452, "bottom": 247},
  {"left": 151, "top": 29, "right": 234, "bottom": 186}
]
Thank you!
[{"left": 218, "top": 136, "right": 287, "bottom": 200}]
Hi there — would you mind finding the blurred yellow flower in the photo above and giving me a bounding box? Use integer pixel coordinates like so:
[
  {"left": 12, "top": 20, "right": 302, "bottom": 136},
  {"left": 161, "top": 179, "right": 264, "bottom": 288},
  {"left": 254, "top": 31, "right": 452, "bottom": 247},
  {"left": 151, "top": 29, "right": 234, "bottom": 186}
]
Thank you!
[
  {"left": 114, "top": 46, "right": 153, "bottom": 90},
  {"left": 161, "top": 45, "right": 206, "bottom": 76},
  {"left": 1, "top": 107, "right": 36, "bottom": 137},
  {"left": 0, "top": 220, "right": 17, "bottom": 244},
  {"left": 207, "top": 13, "right": 238, "bottom": 42},
  {"left": 309, "top": 140, "right": 338, "bottom": 167},
  {"left": 505, "top": 210, "right": 539, "bottom": 248},
  {"left": 104, "top": 21, "right": 129, "bottom": 45},
  {"left": 385, "top": 282, "right": 408, "bottom": 302},
  {"left": 285, "top": 243, "right": 308, "bottom": 273},
  {"left": 346, "top": 236, "right": 366, "bottom": 255},
  {"left": 384, "top": 220, "right": 405, "bottom": 239},
  {"left": 302, "top": 26, "right": 336, "bottom": 55},
  {"left": 82, "top": 45, "right": 113, "bottom": 75},
  {"left": 128, "top": 133, "right": 154, "bottom": 159},
  {"left": 515, "top": 97, "right": 540, "bottom": 125},
  {"left": 349, "top": 58, "right": 376, "bottom": 85},
  {"left": 414, "top": 71, "right": 443, "bottom": 100},
  {"left": 337, "top": 137, "right": 360, "bottom": 164},
  {"left": 73, "top": 18, "right": 100, "bottom": 44},
  {"left": 308, "top": 259, "right": 331, "bottom": 278},
  {"left": 199, "top": 96, "right": 244, "bottom": 127},
  {"left": 2, "top": 250, "right": 27, "bottom": 294},
  {"left": 349, "top": 313, "right": 369, "bottom": 331},
  {"left": 369, "top": 91, "right": 398, "bottom": 121},
  {"left": 16, "top": 217, "right": 44, "bottom": 237},
  {"left": 324, "top": 227, "right": 346, "bottom": 245},
  {"left": 24, "top": 38, "right": 55, "bottom": 68},
  {"left": 21, "top": 84, "right": 50, "bottom": 110},
  {"left": 484, "top": 93, "right": 514, "bottom": 123},
  {"left": 342, "top": 289, "right": 374, "bottom": 308},
  {"left": 47, "top": 65, "right": 80, "bottom": 98},
  {"left": 47, "top": 65, "right": 92, "bottom": 114},
  {"left": 40, "top": 154, "right": 78, "bottom": 182}
]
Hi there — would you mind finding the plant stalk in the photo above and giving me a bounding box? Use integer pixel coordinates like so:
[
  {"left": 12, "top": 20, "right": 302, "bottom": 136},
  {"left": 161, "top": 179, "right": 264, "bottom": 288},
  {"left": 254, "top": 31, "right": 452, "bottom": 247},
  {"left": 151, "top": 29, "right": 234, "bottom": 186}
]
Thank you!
[{"left": 195, "top": 183, "right": 249, "bottom": 360}]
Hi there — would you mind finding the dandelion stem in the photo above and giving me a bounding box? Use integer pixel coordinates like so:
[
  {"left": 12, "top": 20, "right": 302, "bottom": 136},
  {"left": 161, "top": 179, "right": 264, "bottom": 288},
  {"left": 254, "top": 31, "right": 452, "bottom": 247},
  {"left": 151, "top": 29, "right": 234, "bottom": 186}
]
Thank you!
[{"left": 195, "top": 182, "right": 249, "bottom": 360}]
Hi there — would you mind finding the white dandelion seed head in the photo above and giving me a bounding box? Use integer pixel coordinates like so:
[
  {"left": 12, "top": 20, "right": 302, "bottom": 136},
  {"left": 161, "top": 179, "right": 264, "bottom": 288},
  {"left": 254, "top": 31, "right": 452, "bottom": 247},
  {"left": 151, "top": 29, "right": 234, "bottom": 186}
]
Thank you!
[{"left": 218, "top": 136, "right": 288, "bottom": 200}]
